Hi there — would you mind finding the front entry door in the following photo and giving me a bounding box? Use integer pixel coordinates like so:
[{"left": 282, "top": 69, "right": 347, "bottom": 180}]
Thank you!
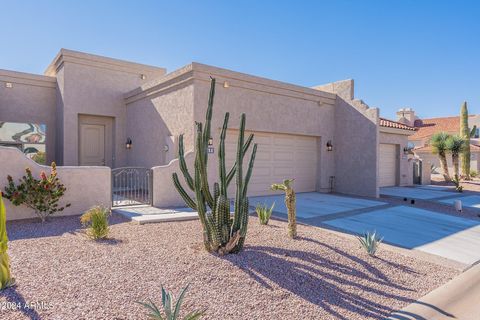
[{"left": 79, "top": 124, "right": 105, "bottom": 166}]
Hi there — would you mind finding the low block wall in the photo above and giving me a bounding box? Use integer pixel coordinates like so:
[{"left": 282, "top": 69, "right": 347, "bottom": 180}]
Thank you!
[
  {"left": 0, "top": 146, "right": 111, "bottom": 221},
  {"left": 152, "top": 152, "right": 194, "bottom": 208}
]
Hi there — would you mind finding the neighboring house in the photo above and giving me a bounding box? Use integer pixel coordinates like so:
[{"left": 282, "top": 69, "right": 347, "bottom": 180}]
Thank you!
[
  {"left": 396, "top": 108, "right": 480, "bottom": 174},
  {"left": 0, "top": 49, "right": 414, "bottom": 200}
]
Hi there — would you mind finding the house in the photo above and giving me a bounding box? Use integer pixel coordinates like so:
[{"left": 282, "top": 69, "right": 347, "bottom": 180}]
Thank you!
[
  {"left": 396, "top": 108, "right": 480, "bottom": 174},
  {"left": 0, "top": 49, "right": 414, "bottom": 203}
]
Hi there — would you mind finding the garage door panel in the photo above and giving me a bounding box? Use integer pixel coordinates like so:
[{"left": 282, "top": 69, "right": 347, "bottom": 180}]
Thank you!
[
  {"left": 274, "top": 151, "right": 294, "bottom": 161},
  {"left": 379, "top": 144, "right": 397, "bottom": 187},
  {"left": 225, "top": 130, "right": 318, "bottom": 196}
]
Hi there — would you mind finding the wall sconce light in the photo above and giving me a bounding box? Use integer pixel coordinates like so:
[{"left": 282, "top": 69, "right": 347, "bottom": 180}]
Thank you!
[
  {"left": 403, "top": 146, "right": 414, "bottom": 155},
  {"left": 140, "top": 74, "right": 146, "bottom": 80},
  {"left": 326, "top": 140, "right": 333, "bottom": 152},
  {"left": 208, "top": 137, "right": 213, "bottom": 146},
  {"left": 126, "top": 138, "right": 133, "bottom": 149},
  {"left": 223, "top": 81, "right": 230, "bottom": 88}
]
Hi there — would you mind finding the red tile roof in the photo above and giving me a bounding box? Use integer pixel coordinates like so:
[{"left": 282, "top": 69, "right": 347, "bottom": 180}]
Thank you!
[
  {"left": 410, "top": 116, "right": 474, "bottom": 140},
  {"left": 379, "top": 118, "right": 416, "bottom": 131},
  {"left": 415, "top": 143, "right": 480, "bottom": 152}
]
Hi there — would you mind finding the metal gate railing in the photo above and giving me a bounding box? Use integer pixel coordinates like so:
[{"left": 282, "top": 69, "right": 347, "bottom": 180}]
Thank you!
[{"left": 112, "top": 167, "right": 152, "bottom": 207}]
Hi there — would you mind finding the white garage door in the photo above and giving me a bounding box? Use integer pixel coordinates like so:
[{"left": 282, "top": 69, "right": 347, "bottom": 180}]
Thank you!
[
  {"left": 225, "top": 130, "right": 318, "bottom": 196},
  {"left": 379, "top": 144, "right": 397, "bottom": 187}
]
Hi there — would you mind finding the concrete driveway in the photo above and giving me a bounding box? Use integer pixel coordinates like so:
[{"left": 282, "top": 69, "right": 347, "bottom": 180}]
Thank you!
[
  {"left": 324, "top": 205, "right": 480, "bottom": 265},
  {"left": 380, "top": 186, "right": 458, "bottom": 199},
  {"left": 252, "top": 192, "right": 480, "bottom": 266}
]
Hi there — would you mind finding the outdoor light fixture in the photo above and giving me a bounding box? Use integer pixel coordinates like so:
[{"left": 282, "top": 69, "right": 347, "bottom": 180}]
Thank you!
[
  {"left": 140, "top": 74, "right": 146, "bottom": 80},
  {"left": 223, "top": 81, "right": 230, "bottom": 88},
  {"left": 126, "top": 138, "right": 132, "bottom": 149},
  {"left": 208, "top": 137, "right": 213, "bottom": 146},
  {"left": 326, "top": 140, "right": 333, "bottom": 151}
]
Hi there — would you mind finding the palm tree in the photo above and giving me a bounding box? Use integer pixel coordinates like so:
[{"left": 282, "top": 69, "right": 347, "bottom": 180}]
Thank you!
[
  {"left": 431, "top": 132, "right": 452, "bottom": 181},
  {"left": 446, "top": 135, "right": 466, "bottom": 179}
]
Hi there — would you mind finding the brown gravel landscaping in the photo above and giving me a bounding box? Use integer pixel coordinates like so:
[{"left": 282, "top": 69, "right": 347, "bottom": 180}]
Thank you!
[{"left": 1, "top": 214, "right": 459, "bottom": 320}]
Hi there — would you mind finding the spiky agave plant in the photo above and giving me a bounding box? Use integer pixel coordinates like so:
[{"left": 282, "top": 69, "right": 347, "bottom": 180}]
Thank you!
[
  {"left": 172, "top": 77, "right": 258, "bottom": 254},
  {"left": 0, "top": 196, "right": 15, "bottom": 290},
  {"left": 137, "top": 284, "right": 204, "bottom": 320},
  {"left": 271, "top": 179, "right": 296, "bottom": 238},
  {"left": 357, "top": 231, "right": 383, "bottom": 256},
  {"left": 255, "top": 202, "right": 275, "bottom": 225}
]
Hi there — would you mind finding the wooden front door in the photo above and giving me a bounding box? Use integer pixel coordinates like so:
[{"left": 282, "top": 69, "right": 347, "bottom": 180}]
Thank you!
[{"left": 79, "top": 124, "right": 105, "bottom": 166}]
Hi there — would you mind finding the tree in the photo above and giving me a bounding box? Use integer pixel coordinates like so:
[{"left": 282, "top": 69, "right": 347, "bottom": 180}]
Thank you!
[
  {"left": 460, "top": 101, "right": 471, "bottom": 179},
  {"left": 430, "top": 132, "right": 452, "bottom": 181},
  {"left": 446, "top": 135, "right": 466, "bottom": 178}
]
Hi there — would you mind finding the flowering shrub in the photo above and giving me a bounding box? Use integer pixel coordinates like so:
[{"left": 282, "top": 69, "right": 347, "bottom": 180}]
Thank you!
[{"left": 3, "top": 162, "right": 71, "bottom": 222}]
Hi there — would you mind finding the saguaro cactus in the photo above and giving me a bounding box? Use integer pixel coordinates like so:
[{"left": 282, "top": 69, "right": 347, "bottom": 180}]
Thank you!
[
  {"left": 460, "top": 101, "right": 471, "bottom": 179},
  {"left": 172, "top": 78, "right": 257, "bottom": 254},
  {"left": 271, "top": 179, "right": 297, "bottom": 238},
  {"left": 0, "top": 196, "right": 15, "bottom": 290}
]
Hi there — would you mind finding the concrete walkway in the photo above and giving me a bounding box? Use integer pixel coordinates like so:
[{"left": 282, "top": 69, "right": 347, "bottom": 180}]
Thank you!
[
  {"left": 388, "top": 262, "right": 480, "bottom": 319},
  {"left": 113, "top": 205, "right": 198, "bottom": 224}
]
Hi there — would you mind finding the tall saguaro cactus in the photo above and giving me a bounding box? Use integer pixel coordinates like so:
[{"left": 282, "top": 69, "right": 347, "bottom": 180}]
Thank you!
[
  {"left": 172, "top": 78, "right": 257, "bottom": 254},
  {"left": 460, "top": 101, "right": 471, "bottom": 179},
  {"left": 271, "top": 179, "right": 297, "bottom": 238},
  {"left": 0, "top": 196, "right": 15, "bottom": 290}
]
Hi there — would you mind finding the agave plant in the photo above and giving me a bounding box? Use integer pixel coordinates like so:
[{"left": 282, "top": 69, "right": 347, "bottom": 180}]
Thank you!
[
  {"left": 357, "top": 231, "right": 383, "bottom": 256},
  {"left": 255, "top": 202, "right": 275, "bottom": 225},
  {"left": 137, "top": 284, "right": 204, "bottom": 320}
]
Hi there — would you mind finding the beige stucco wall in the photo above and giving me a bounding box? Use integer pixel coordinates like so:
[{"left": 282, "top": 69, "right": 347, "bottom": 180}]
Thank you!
[
  {"left": 0, "top": 69, "right": 57, "bottom": 164},
  {"left": 0, "top": 147, "right": 110, "bottom": 221},
  {"left": 191, "top": 64, "right": 336, "bottom": 195},
  {"left": 47, "top": 49, "right": 166, "bottom": 167},
  {"left": 334, "top": 98, "right": 379, "bottom": 197},
  {"left": 415, "top": 150, "right": 480, "bottom": 176},
  {"left": 125, "top": 66, "right": 195, "bottom": 168},
  {"left": 379, "top": 131, "right": 413, "bottom": 186},
  {"left": 126, "top": 62, "right": 380, "bottom": 206}
]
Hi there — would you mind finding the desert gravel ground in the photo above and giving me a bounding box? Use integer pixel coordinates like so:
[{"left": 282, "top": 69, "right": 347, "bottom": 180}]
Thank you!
[{"left": 0, "top": 214, "right": 459, "bottom": 320}]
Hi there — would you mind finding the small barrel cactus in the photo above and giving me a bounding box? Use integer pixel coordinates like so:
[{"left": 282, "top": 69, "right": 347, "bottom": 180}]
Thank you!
[{"left": 0, "top": 196, "right": 15, "bottom": 290}]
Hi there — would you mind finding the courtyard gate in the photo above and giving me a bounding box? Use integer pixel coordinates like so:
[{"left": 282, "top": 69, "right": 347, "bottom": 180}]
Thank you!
[{"left": 111, "top": 167, "right": 152, "bottom": 207}]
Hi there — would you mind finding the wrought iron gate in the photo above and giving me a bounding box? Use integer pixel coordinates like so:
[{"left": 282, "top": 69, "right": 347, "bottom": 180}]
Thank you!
[
  {"left": 112, "top": 167, "right": 152, "bottom": 207},
  {"left": 413, "top": 160, "right": 422, "bottom": 185}
]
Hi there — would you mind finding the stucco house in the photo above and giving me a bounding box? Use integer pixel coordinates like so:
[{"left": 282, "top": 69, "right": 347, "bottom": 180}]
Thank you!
[
  {"left": 0, "top": 49, "right": 415, "bottom": 204},
  {"left": 396, "top": 108, "right": 480, "bottom": 174}
]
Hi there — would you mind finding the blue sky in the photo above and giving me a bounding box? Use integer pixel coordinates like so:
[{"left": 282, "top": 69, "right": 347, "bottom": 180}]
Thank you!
[{"left": 1, "top": 1, "right": 478, "bottom": 120}]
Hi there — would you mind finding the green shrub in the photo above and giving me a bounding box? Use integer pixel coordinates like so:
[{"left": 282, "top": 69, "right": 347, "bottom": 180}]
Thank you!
[
  {"left": 357, "top": 231, "right": 383, "bottom": 256},
  {"left": 470, "top": 170, "right": 477, "bottom": 178},
  {"left": 256, "top": 202, "right": 274, "bottom": 225},
  {"left": 137, "top": 284, "right": 204, "bottom": 320},
  {"left": 3, "top": 162, "right": 70, "bottom": 222},
  {"left": 80, "top": 206, "right": 110, "bottom": 240}
]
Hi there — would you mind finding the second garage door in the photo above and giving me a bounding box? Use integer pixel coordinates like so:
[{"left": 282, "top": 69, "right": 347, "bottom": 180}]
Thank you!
[
  {"left": 225, "top": 130, "right": 318, "bottom": 196},
  {"left": 379, "top": 143, "right": 398, "bottom": 187}
]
